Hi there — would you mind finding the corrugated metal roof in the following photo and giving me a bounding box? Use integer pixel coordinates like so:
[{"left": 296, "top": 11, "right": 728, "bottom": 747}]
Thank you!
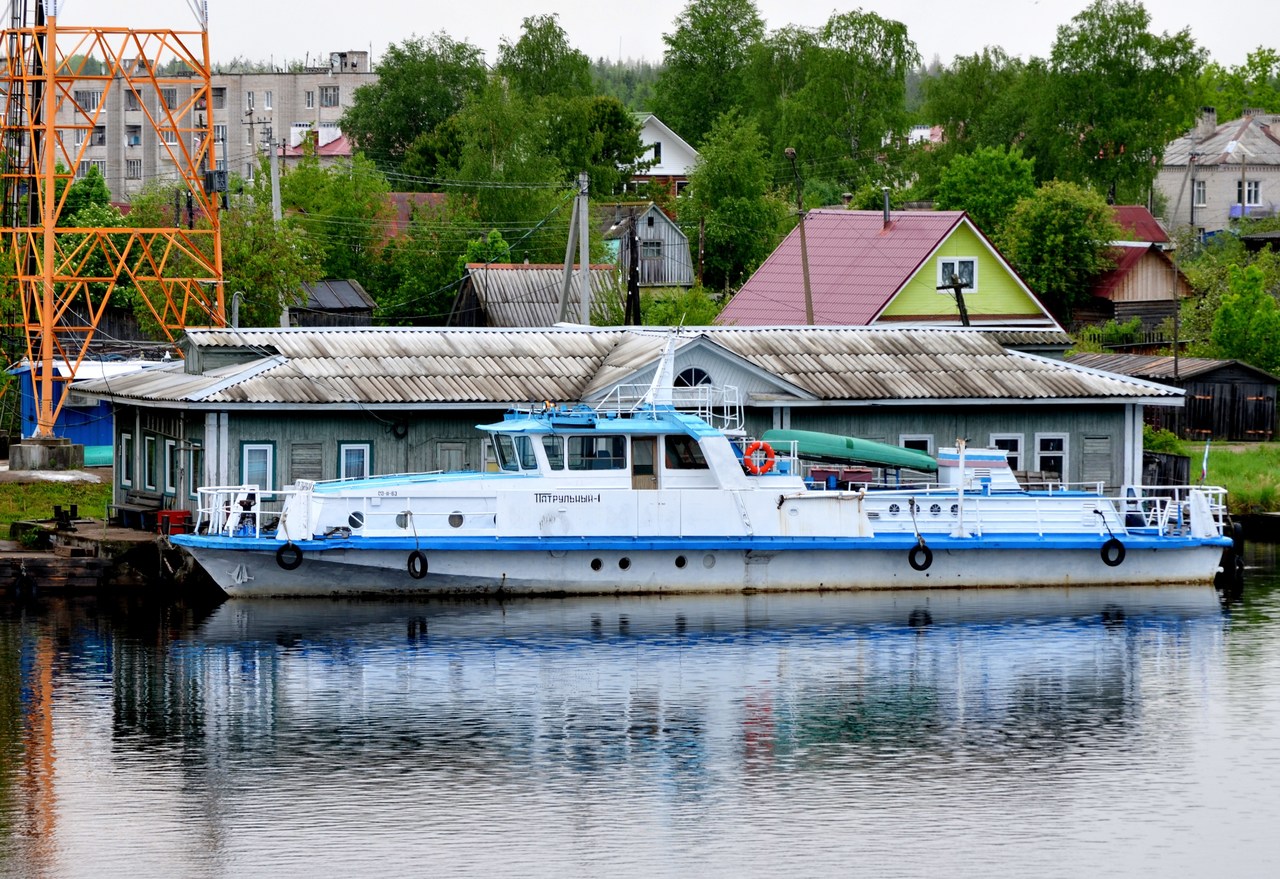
[
  {"left": 72, "top": 327, "right": 1180, "bottom": 408},
  {"left": 1067, "top": 353, "right": 1280, "bottom": 383},
  {"left": 459, "top": 264, "right": 624, "bottom": 327},
  {"left": 717, "top": 210, "right": 1056, "bottom": 328},
  {"left": 1112, "top": 206, "right": 1169, "bottom": 243},
  {"left": 302, "top": 279, "right": 376, "bottom": 311},
  {"left": 1164, "top": 114, "right": 1280, "bottom": 167}
]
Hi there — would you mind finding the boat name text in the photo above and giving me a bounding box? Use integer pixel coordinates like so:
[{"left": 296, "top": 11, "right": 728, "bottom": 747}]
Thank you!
[{"left": 535, "top": 493, "right": 602, "bottom": 504}]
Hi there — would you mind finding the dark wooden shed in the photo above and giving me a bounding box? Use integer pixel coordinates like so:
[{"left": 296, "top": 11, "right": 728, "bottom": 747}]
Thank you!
[
  {"left": 1068, "top": 353, "right": 1279, "bottom": 441},
  {"left": 293, "top": 280, "right": 377, "bottom": 327}
]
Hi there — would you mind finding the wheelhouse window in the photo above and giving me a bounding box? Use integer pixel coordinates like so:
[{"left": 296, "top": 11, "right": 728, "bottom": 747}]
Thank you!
[
  {"left": 541, "top": 435, "right": 565, "bottom": 470},
  {"left": 493, "top": 435, "right": 538, "bottom": 471},
  {"left": 664, "top": 435, "right": 708, "bottom": 470},
  {"left": 339, "top": 443, "right": 371, "bottom": 480},
  {"left": 568, "top": 435, "right": 626, "bottom": 471},
  {"left": 242, "top": 443, "right": 274, "bottom": 490}
]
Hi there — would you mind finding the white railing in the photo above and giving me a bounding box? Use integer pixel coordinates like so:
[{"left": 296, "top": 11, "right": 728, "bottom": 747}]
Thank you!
[{"left": 598, "top": 383, "right": 744, "bottom": 432}]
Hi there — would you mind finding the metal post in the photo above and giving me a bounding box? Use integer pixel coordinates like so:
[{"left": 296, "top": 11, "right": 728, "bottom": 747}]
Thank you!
[
  {"left": 577, "top": 172, "right": 590, "bottom": 325},
  {"left": 785, "top": 148, "right": 814, "bottom": 324}
]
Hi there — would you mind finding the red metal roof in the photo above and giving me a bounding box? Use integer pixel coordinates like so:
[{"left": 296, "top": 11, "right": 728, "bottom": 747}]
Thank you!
[
  {"left": 1111, "top": 206, "right": 1169, "bottom": 243},
  {"left": 1091, "top": 245, "right": 1151, "bottom": 300},
  {"left": 717, "top": 210, "right": 967, "bottom": 326}
]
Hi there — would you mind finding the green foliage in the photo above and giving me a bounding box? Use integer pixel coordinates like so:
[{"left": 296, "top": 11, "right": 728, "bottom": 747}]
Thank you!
[
  {"left": 60, "top": 201, "right": 131, "bottom": 308},
  {"left": 278, "top": 153, "right": 392, "bottom": 280},
  {"left": 997, "top": 180, "right": 1121, "bottom": 321},
  {"left": 1211, "top": 264, "right": 1280, "bottom": 371},
  {"left": 1070, "top": 316, "right": 1145, "bottom": 353},
  {"left": 59, "top": 165, "right": 112, "bottom": 224},
  {"left": 220, "top": 196, "right": 325, "bottom": 328},
  {"left": 1199, "top": 48, "right": 1280, "bottom": 116},
  {"left": 370, "top": 198, "right": 477, "bottom": 325},
  {"left": 1142, "top": 423, "right": 1184, "bottom": 455},
  {"left": 934, "top": 146, "right": 1035, "bottom": 236},
  {"left": 496, "top": 15, "right": 592, "bottom": 100},
  {"left": 340, "top": 33, "right": 486, "bottom": 165},
  {"left": 544, "top": 95, "right": 648, "bottom": 196},
  {"left": 591, "top": 58, "right": 660, "bottom": 110},
  {"left": 678, "top": 111, "right": 790, "bottom": 292},
  {"left": 652, "top": 0, "right": 766, "bottom": 147},
  {"left": 1041, "top": 0, "right": 1205, "bottom": 201},
  {"left": 455, "top": 230, "right": 510, "bottom": 277},
  {"left": 641, "top": 285, "right": 726, "bottom": 325},
  {"left": 0, "top": 482, "right": 112, "bottom": 532},
  {"left": 1177, "top": 229, "right": 1280, "bottom": 350}
]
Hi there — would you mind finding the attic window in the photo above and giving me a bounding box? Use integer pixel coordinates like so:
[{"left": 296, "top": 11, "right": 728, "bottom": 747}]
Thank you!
[
  {"left": 652, "top": 141, "right": 662, "bottom": 163},
  {"left": 937, "top": 258, "right": 977, "bottom": 293},
  {"left": 675, "top": 367, "right": 711, "bottom": 387}
]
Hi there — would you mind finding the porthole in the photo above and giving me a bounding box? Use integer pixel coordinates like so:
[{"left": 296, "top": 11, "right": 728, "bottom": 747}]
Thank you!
[
  {"left": 702, "top": 553, "right": 716, "bottom": 569},
  {"left": 619, "top": 557, "right": 631, "bottom": 570},
  {"left": 395, "top": 511, "right": 410, "bottom": 529},
  {"left": 929, "top": 503, "right": 942, "bottom": 516},
  {"left": 888, "top": 503, "right": 900, "bottom": 516},
  {"left": 348, "top": 510, "right": 365, "bottom": 530},
  {"left": 675, "top": 555, "right": 687, "bottom": 569},
  {"left": 590, "top": 558, "right": 603, "bottom": 571},
  {"left": 448, "top": 512, "right": 464, "bottom": 528},
  {"left": 950, "top": 504, "right": 959, "bottom": 517}
]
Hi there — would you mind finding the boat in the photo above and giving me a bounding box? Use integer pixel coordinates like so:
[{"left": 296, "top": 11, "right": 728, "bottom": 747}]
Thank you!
[{"left": 171, "top": 350, "right": 1234, "bottom": 598}]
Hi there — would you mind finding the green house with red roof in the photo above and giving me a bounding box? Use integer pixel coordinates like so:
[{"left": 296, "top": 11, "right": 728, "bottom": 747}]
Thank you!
[{"left": 717, "top": 209, "right": 1061, "bottom": 329}]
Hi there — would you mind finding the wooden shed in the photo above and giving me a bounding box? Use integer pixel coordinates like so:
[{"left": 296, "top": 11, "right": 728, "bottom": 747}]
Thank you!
[
  {"left": 1068, "top": 353, "right": 1278, "bottom": 441},
  {"left": 598, "top": 202, "right": 695, "bottom": 289}
]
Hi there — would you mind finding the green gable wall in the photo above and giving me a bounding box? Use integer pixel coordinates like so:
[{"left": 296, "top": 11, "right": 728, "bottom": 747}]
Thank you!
[{"left": 878, "top": 224, "right": 1044, "bottom": 321}]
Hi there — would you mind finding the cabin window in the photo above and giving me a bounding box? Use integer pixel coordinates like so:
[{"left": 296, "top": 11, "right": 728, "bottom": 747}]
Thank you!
[
  {"left": 541, "top": 435, "right": 565, "bottom": 470},
  {"left": 989, "top": 433, "right": 1023, "bottom": 471},
  {"left": 937, "top": 257, "right": 977, "bottom": 292},
  {"left": 494, "top": 435, "right": 519, "bottom": 471},
  {"left": 1034, "top": 433, "right": 1068, "bottom": 481},
  {"left": 242, "top": 442, "right": 275, "bottom": 490},
  {"left": 567, "top": 435, "right": 626, "bottom": 471},
  {"left": 120, "top": 433, "right": 134, "bottom": 487},
  {"left": 144, "top": 437, "right": 158, "bottom": 491},
  {"left": 515, "top": 435, "right": 538, "bottom": 470},
  {"left": 899, "top": 434, "right": 933, "bottom": 455},
  {"left": 339, "top": 443, "right": 371, "bottom": 480},
  {"left": 664, "top": 435, "right": 708, "bottom": 470}
]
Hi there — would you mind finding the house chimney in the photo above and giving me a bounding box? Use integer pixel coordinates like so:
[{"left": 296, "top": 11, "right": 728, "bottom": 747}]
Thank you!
[
  {"left": 842, "top": 192, "right": 853, "bottom": 207},
  {"left": 1196, "top": 106, "right": 1217, "bottom": 140},
  {"left": 882, "top": 187, "right": 891, "bottom": 228}
]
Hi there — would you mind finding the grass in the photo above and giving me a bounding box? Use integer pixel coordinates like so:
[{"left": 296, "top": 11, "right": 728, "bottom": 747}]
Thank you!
[
  {"left": 0, "top": 481, "right": 113, "bottom": 535},
  {"left": 1195, "top": 442, "right": 1280, "bottom": 515}
]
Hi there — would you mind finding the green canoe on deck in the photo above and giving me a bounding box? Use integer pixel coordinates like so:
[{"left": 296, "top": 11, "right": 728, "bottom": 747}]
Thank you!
[{"left": 761, "top": 429, "right": 937, "bottom": 473}]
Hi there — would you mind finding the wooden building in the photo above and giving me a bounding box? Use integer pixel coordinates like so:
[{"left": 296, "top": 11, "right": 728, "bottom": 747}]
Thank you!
[
  {"left": 598, "top": 203, "right": 695, "bottom": 289},
  {"left": 1068, "top": 353, "right": 1278, "bottom": 441},
  {"left": 71, "top": 327, "right": 1182, "bottom": 520}
]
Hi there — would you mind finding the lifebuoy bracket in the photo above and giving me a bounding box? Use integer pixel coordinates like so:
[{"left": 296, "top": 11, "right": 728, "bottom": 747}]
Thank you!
[
  {"left": 908, "top": 543, "right": 933, "bottom": 571},
  {"left": 1101, "top": 537, "right": 1126, "bottom": 567},
  {"left": 408, "top": 550, "right": 428, "bottom": 579},
  {"left": 276, "top": 542, "right": 303, "bottom": 570}
]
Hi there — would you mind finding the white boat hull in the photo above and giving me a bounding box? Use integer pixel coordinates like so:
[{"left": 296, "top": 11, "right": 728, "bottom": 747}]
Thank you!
[{"left": 191, "top": 541, "right": 1228, "bottom": 598}]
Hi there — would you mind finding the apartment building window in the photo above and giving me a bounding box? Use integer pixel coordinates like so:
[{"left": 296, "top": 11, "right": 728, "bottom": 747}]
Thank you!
[
  {"left": 126, "top": 159, "right": 142, "bottom": 179},
  {"left": 261, "top": 126, "right": 273, "bottom": 146},
  {"left": 125, "top": 91, "right": 141, "bottom": 112},
  {"left": 76, "top": 160, "right": 106, "bottom": 179},
  {"left": 1238, "top": 180, "right": 1261, "bottom": 205},
  {"left": 264, "top": 90, "right": 273, "bottom": 110},
  {"left": 126, "top": 124, "right": 142, "bottom": 146},
  {"left": 161, "top": 129, "right": 178, "bottom": 145},
  {"left": 216, "top": 157, "right": 226, "bottom": 172},
  {"left": 1192, "top": 179, "right": 1207, "bottom": 207},
  {"left": 74, "top": 128, "right": 86, "bottom": 147},
  {"left": 246, "top": 90, "right": 255, "bottom": 110},
  {"left": 305, "top": 90, "right": 315, "bottom": 109},
  {"left": 212, "top": 87, "right": 226, "bottom": 110},
  {"left": 160, "top": 87, "right": 177, "bottom": 110},
  {"left": 90, "top": 126, "right": 106, "bottom": 146},
  {"left": 319, "top": 85, "right": 339, "bottom": 107},
  {"left": 213, "top": 124, "right": 226, "bottom": 143},
  {"left": 73, "top": 89, "right": 101, "bottom": 110}
]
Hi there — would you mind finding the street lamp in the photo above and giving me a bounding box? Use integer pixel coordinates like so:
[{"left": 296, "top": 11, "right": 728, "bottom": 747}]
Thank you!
[{"left": 784, "top": 147, "right": 814, "bottom": 325}]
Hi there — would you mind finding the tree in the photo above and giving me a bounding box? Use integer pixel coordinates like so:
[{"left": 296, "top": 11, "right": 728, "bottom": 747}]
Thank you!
[
  {"left": 496, "top": 15, "right": 592, "bottom": 101},
  {"left": 1211, "top": 264, "right": 1280, "bottom": 371},
  {"left": 641, "top": 284, "right": 725, "bottom": 325},
  {"left": 1042, "top": 0, "right": 1205, "bottom": 201},
  {"left": 219, "top": 197, "right": 325, "bottom": 328},
  {"left": 771, "top": 10, "right": 919, "bottom": 192},
  {"left": 1199, "top": 48, "right": 1280, "bottom": 117},
  {"left": 340, "top": 33, "right": 486, "bottom": 165},
  {"left": 934, "top": 146, "right": 1035, "bottom": 237},
  {"left": 59, "top": 164, "right": 112, "bottom": 224},
  {"left": 679, "top": 110, "right": 789, "bottom": 292},
  {"left": 652, "top": 0, "right": 765, "bottom": 147},
  {"left": 997, "top": 180, "right": 1120, "bottom": 322},
  {"left": 544, "top": 95, "right": 648, "bottom": 196},
  {"left": 277, "top": 153, "right": 392, "bottom": 280}
]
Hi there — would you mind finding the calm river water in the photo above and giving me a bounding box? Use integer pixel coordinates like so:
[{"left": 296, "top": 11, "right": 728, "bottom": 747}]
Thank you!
[{"left": 2, "top": 548, "right": 1279, "bottom": 878}]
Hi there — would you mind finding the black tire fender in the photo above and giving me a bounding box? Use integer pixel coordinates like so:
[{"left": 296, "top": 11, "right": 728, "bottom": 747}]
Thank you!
[
  {"left": 1101, "top": 537, "right": 1126, "bottom": 567},
  {"left": 408, "top": 550, "right": 428, "bottom": 579},
  {"left": 908, "top": 543, "right": 933, "bottom": 572},
  {"left": 276, "top": 542, "right": 304, "bottom": 571}
]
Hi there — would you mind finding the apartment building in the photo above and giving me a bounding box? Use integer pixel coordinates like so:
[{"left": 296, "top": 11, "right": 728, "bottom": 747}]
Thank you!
[{"left": 60, "top": 50, "right": 375, "bottom": 201}]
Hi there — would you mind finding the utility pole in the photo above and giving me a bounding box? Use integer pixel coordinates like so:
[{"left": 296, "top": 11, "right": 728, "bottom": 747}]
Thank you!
[
  {"left": 625, "top": 210, "right": 642, "bottom": 325},
  {"left": 268, "top": 133, "right": 287, "bottom": 327},
  {"left": 557, "top": 172, "right": 590, "bottom": 323},
  {"left": 938, "top": 275, "right": 971, "bottom": 326},
  {"left": 784, "top": 147, "right": 814, "bottom": 324}
]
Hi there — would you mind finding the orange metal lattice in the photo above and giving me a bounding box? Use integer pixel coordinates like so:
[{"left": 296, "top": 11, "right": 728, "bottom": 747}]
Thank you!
[{"left": 2, "top": 15, "right": 225, "bottom": 438}]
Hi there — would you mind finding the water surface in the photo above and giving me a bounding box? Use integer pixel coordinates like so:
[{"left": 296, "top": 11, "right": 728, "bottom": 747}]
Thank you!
[{"left": 2, "top": 552, "right": 1279, "bottom": 878}]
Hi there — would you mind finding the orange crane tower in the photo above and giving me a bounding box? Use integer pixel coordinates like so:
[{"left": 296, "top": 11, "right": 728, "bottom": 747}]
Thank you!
[{"left": 2, "top": 1, "right": 225, "bottom": 441}]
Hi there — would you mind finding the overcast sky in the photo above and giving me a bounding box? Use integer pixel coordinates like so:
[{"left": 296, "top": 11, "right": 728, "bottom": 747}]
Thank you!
[{"left": 44, "top": 0, "right": 1273, "bottom": 70}]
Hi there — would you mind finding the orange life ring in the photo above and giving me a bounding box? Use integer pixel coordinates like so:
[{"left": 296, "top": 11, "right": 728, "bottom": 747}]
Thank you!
[{"left": 743, "top": 440, "right": 776, "bottom": 475}]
